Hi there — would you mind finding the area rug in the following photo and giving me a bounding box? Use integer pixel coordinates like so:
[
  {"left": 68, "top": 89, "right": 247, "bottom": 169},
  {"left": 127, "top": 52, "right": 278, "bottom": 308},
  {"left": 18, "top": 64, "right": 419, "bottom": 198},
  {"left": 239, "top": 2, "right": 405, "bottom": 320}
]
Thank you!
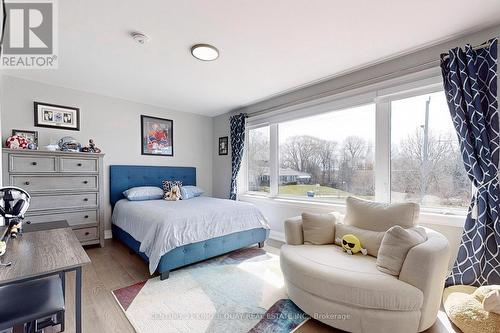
[{"left": 112, "top": 247, "right": 308, "bottom": 333}]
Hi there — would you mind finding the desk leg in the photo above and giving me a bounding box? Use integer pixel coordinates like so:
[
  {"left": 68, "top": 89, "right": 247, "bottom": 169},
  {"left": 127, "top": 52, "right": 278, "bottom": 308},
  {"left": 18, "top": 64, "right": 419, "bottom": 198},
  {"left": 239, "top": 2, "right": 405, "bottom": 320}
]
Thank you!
[{"left": 76, "top": 266, "right": 82, "bottom": 333}]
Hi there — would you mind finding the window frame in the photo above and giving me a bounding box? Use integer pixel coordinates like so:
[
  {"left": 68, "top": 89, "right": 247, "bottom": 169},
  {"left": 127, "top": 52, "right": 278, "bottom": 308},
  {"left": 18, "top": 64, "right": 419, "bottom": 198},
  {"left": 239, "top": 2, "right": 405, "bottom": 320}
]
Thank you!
[{"left": 242, "top": 74, "right": 469, "bottom": 217}]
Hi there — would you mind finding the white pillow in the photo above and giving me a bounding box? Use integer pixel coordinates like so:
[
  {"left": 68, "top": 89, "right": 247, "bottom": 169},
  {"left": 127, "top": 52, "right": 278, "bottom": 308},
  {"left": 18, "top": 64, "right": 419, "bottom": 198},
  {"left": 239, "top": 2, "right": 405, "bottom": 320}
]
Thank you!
[
  {"left": 344, "top": 196, "right": 420, "bottom": 232},
  {"left": 123, "top": 186, "right": 164, "bottom": 201},
  {"left": 376, "top": 226, "right": 427, "bottom": 276},
  {"left": 180, "top": 186, "right": 204, "bottom": 200},
  {"left": 483, "top": 289, "right": 500, "bottom": 314},
  {"left": 301, "top": 212, "right": 337, "bottom": 245}
]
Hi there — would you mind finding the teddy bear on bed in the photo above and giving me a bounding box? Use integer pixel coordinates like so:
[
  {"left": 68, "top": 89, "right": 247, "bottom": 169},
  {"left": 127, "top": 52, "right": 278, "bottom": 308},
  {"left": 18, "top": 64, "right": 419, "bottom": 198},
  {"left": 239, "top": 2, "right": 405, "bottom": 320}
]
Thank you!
[{"left": 165, "top": 185, "right": 182, "bottom": 201}]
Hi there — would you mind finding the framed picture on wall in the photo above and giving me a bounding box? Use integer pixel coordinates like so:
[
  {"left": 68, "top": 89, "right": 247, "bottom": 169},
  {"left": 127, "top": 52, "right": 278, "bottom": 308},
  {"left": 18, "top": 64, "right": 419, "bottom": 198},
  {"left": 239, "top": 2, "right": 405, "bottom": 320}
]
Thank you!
[
  {"left": 34, "top": 102, "right": 80, "bottom": 131},
  {"left": 141, "top": 115, "right": 173, "bottom": 156},
  {"left": 219, "top": 136, "right": 228, "bottom": 155},
  {"left": 12, "top": 129, "right": 38, "bottom": 146}
]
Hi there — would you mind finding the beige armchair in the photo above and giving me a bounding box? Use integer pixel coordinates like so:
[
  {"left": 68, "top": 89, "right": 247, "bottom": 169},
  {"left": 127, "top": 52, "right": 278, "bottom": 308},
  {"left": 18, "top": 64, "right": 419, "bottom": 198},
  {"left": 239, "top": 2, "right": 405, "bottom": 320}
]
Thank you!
[{"left": 280, "top": 213, "right": 451, "bottom": 333}]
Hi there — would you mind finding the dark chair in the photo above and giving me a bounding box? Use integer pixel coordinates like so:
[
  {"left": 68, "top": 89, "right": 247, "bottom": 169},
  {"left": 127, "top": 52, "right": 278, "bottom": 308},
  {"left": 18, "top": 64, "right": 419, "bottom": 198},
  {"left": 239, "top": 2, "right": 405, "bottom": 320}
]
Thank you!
[{"left": 0, "top": 275, "right": 65, "bottom": 333}]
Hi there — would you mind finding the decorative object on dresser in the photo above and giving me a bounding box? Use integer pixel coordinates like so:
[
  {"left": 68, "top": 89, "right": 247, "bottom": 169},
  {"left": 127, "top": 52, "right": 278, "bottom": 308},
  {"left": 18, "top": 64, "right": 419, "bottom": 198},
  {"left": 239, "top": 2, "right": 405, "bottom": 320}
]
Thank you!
[
  {"left": 58, "top": 136, "right": 82, "bottom": 152},
  {"left": 81, "top": 139, "right": 102, "bottom": 153},
  {"left": 2, "top": 148, "right": 105, "bottom": 246},
  {"left": 12, "top": 130, "right": 38, "bottom": 149},
  {"left": 141, "top": 115, "right": 173, "bottom": 156},
  {"left": 34, "top": 102, "right": 80, "bottom": 131},
  {"left": 218, "top": 136, "right": 228, "bottom": 155},
  {"left": 5, "top": 135, "right": 29, "bottom": 150}
]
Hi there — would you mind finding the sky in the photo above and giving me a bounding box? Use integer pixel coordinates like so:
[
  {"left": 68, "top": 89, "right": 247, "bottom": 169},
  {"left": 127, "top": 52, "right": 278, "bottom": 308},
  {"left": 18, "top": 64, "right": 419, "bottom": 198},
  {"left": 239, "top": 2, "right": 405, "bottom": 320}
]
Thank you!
[{"left": 276, "top": 91, "right": 457, "bottom": 146}]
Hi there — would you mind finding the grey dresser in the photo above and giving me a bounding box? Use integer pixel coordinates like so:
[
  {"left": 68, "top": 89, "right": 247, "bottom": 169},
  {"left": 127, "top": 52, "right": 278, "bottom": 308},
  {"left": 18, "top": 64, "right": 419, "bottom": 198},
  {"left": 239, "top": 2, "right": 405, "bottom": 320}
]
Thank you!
[{"left": 2, "top": 148, "right": 105, "bottom": 247}]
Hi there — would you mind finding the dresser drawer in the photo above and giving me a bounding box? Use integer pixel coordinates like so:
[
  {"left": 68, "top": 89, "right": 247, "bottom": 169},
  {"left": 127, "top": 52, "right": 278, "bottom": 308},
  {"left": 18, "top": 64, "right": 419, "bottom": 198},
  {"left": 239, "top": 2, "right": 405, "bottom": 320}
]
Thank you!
[
  {"left": 26, "top": 210, "right": 98, "bottom": 226},
  {"left": 11, "top": 175, "right": 98, "bottom": 192},
  {"left": 30, "top": 193, "right": 98, "bottom": 211},
  {"left": 73, "top": 227, "right": 98, "bottom": 242},
  {"left": 9, "top": 155, "right": 57, "bottom": 173},
  {"left": 61, "top": 157, "right": 98, "bottom": 173}
]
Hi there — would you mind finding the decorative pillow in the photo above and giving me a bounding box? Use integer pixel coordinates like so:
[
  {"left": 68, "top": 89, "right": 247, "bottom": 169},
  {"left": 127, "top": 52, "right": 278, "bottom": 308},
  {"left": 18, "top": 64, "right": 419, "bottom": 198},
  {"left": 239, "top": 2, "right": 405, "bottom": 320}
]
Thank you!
[
  {"left": 180, "top": 186, "right": 204, "bottom": 200},
  {"left": 443, "top": 285, "right": 500, "bottom": 333},
  {"left": 344, "top": 196, "right": 420, "bottom": 232},
  {"left": 334, "top": 224, "right": 385, "bottom": 257},
  {"left": 162, "top": 180, "right": 183, "bottom": 199},
  {"left": 376, "top": 226, "right": 427, "bottom": 276},
  {"left": 301, "top": 212, "right": 337, "bottom": 245},
  {"left": 482, "top": 289, "right": 500, "bottom": 314},
  {"left": 123, "top": 186, "right": 164, "bottom": 201}
]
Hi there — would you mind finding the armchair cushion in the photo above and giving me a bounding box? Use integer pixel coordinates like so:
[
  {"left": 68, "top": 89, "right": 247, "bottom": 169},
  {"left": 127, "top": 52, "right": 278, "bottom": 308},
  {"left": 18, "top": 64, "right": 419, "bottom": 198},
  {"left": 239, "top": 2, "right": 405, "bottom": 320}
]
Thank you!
[
  {"left": 376, "top": 226, "right": 427, "bottom": 276},
  {"left": 284, "top": 216, "right": 304, "bottom": 245},
  {"left": 301, "top": 212, "right": 337, "bottom": 245},
  {"left": 344, "top": 196, "right": 419, "bottom": 232}
]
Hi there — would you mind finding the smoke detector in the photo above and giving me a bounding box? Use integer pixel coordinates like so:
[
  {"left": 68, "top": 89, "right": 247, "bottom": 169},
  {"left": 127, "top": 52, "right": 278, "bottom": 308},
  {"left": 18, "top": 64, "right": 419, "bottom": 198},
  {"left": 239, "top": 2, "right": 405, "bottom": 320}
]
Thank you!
[{"left": 131, "top": 32, "right": 150, "bottom": 45}]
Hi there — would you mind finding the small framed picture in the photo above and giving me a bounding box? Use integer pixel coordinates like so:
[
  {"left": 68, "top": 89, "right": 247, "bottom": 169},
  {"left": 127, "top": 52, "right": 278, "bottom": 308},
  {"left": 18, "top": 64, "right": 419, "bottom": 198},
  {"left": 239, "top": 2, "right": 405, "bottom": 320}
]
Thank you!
[
  {"left": 219, "top": 136, "right": 228, "bottom": 155},
  {"left": 12, "top": 129, "right": 38, "bottom": 146},
  {"left": 141, "top": 115, "right": 173, "bottom": 156},
  {"left": 34, "top": 102, "right": 80, "bottom": 131}
]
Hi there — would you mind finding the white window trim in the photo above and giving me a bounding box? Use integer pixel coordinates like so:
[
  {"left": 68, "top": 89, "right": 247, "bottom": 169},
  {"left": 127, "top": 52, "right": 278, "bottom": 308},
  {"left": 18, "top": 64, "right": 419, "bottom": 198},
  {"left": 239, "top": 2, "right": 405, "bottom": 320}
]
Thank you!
[{"left": 242, "top": 70, "right": 468, "bottom": 220}]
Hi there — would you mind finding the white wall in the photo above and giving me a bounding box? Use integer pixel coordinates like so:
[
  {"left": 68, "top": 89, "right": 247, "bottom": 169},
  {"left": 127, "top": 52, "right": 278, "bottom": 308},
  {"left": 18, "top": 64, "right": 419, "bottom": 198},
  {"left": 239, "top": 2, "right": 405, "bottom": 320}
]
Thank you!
[
  {"left": 212, "top": 112, "right": 231, "bottom": 199},
  {"left": 1, "top": 75, "right": 213, "bottom": 231}
]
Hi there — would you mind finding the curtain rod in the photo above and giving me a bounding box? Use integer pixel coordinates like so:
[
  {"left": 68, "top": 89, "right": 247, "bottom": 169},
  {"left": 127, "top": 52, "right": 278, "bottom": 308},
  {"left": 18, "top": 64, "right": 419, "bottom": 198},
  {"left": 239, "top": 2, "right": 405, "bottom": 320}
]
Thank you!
[{"left": 441, "top": 40, "right": 492, "bottom": 60}]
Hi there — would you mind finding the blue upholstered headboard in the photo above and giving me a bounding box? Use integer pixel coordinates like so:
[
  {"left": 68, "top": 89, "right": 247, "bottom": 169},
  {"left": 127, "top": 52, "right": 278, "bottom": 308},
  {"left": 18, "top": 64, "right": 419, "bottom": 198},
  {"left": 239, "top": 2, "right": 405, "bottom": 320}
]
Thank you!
[{"left": 110, "top": 165, "right": 196, "bottom": 208}]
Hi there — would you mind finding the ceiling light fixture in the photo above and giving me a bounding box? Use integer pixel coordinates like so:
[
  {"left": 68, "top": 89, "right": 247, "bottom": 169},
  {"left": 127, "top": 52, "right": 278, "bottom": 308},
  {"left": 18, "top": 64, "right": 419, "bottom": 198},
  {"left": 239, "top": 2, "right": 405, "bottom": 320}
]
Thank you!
[
  {"left": 131, "top": 32, "right": 150, "bottom": 45},
  {"left": 191, "top": 44, "right": 219, "bottom": 61}
]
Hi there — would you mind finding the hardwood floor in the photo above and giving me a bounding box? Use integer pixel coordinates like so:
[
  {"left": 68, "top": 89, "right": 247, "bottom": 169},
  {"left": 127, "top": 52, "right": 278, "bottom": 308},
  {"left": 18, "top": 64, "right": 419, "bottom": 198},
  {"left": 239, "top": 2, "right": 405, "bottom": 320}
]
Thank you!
[{"left": 54, "top": 239, "right": 460, "bottom": 333}]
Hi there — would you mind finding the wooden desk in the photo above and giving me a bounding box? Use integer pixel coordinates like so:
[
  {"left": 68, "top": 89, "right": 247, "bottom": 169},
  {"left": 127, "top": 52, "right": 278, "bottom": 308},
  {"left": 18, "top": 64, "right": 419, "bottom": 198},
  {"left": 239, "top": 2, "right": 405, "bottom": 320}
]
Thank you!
[{"left": 0, "top": 227, "right": 90, "bottom": 333}]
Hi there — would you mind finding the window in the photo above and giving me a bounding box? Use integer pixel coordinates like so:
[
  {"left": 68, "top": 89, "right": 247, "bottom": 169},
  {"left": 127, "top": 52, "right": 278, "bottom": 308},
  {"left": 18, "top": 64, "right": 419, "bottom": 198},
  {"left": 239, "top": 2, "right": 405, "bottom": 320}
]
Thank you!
[
  {"left": 278, "top": 104, "right": 375, "bottom": 201},
  {"left": 244, "top": 77, "right": 472, "bottom": 215},
  {"left": 390, "top": 91, "right": 471, "bottom": 211},
  {"left": 247, "top": 126, "right": 270, "bottom": 193}
]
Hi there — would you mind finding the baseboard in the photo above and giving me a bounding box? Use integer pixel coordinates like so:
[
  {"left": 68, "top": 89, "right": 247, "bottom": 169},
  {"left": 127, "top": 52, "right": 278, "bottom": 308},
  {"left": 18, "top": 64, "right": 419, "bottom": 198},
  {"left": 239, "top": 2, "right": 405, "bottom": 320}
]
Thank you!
[
  {"left": 104, "top": 229, "right": 113, "bottom": 239},
  {"left": 269, "top": 230, "right": 285, "bottom": 244}
]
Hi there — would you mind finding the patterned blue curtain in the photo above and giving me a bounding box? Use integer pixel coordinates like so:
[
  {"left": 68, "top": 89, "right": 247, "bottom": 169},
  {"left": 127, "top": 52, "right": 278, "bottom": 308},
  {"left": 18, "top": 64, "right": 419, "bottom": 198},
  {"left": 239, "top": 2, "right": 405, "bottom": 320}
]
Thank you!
[
  {"left": 229, "top": 113, "right": 247, "bottom": 200},
  {"left": 440, "top": 38, "right": 500, "bottom": 286}
]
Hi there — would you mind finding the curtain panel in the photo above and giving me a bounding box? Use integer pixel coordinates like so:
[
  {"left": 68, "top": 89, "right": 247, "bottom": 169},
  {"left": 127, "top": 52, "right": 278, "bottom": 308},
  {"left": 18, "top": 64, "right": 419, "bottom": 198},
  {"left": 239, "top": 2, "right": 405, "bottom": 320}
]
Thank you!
[
  {"left": 441, "top": 38, "right": 499, "bottom": 286},
  {"left": 229, "top": 113, "right": 247, "bottom": 200}
]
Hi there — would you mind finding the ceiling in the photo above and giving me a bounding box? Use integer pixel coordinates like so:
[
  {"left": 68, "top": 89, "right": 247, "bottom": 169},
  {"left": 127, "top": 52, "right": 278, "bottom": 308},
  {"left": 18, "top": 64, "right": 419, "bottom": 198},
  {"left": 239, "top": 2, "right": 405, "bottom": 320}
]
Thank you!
[{"left": 4, "top": 0, "right": 500, "bottom": 116}]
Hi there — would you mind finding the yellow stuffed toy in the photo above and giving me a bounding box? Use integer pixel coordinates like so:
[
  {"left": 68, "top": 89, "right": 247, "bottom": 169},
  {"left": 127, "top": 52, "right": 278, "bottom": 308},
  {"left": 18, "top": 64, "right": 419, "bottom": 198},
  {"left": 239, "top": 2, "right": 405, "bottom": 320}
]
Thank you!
[{"left": 337, "top": 234, "right": 368, "bottom": 255}]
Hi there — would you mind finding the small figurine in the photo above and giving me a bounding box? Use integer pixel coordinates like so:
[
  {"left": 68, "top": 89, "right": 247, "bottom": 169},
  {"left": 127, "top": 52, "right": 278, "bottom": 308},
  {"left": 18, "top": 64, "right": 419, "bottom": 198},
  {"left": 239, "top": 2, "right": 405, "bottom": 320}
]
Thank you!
[{"left": 81, "top": 139, "right": 102, "bottom": 153}]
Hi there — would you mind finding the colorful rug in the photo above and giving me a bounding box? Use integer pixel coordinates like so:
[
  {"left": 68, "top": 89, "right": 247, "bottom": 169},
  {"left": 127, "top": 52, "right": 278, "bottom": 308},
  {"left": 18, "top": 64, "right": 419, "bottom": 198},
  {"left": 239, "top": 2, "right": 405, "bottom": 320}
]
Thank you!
[{"left": 112, "top": 247, "right": 308, "bottom": 333}]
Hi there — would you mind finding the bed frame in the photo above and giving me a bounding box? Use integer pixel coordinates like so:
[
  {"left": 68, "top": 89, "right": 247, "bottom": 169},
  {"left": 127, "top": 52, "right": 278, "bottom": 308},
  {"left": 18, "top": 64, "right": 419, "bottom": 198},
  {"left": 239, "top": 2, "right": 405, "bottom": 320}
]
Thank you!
[{"left": 110, "top": 165, "right": 269, "bottom": 280}]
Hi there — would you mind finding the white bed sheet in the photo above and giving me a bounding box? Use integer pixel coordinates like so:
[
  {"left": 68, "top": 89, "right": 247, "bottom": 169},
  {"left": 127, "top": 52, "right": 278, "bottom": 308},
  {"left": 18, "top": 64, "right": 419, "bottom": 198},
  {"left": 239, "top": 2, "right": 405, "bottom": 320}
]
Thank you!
[{"left": 111, "top": 197, "right": 269, "bottom": 274}]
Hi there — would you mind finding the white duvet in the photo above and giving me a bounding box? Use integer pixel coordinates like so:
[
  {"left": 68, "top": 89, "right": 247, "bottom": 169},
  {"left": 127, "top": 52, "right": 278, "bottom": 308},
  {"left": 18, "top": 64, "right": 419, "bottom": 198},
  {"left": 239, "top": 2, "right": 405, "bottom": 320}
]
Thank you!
[{"left": 111, "top": 197, "right": 269, "bottom": 274}]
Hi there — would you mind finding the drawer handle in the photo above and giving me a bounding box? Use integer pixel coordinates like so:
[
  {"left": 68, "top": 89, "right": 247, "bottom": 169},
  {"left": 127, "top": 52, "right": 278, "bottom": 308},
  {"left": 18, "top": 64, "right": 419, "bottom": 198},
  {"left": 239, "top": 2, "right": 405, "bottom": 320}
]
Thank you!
[
  {"left": 24, "top": 181, "right": 30, "bottom": 186},
  {"left": 83, "top": 198, "right": 89, "bottom": 202},
  {"left": 77, "top": 163, "right": 83, "bottom": 167},
  {"left": 32, "top": 161, "right": 38, "bottom": 166},
  {"left": 83, "top": 180, "right": 88, "bottom": 184},
  {"left": 84, "top": 215, "right": 89, "bottom": 219},
  {"left": 84, "top": 232, "right": 90, "bottom": 236}
]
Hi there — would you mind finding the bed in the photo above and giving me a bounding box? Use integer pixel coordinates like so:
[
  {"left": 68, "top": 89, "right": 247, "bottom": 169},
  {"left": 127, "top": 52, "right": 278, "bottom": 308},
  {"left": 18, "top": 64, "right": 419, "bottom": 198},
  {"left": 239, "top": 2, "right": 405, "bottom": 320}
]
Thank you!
[{"left": 110, "top": 165, "right": 270, "bottom": 280}]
